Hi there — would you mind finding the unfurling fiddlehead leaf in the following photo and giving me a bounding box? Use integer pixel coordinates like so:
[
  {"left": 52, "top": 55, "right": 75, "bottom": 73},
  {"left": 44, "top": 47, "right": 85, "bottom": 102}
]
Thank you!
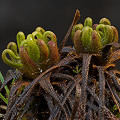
[
  {"left": 7, "top": 42, "right": 19, "bottom": 60},
  {"left": 23, "top": 34, "right": 40, "bottom": 63},
  {"left": 47, "top": 40, "right": 60, "bottom": 66},
  {"left": 81, "top": 26, "right": 93, "bottom": 52},
  {"left": 98, "top": 18, "right": 118, "bottom": 42},
  {"left": 71, "top": 24, "right": 83, "bottom": 41},
  {"left": 43, "top": 31, "right": 57, "bottom": 44},
  {"left": 36, "top": 39, "right": 50, "bottom": 63},
  {"left": 19, "top": 46, "right": 39, "bottom": 78},
  {"left": 36, "top": 27, "right": 45, "bottom": 34},
  {"left": 73, "top": 30, "right": 83, "bottom": 54},
  {"left": 99, "top": 18, "right": 111, "bottom": 25},
  {"left": 2, "top": 40, "right": 22, "bottom": 69},
  {"left": 71, "top": 17, "right": 118, "bottom": 54},
  {"left": 2, "top": 27, "right": 60, "bottom": 79},
  {"left": 96, "top": 24, "right": 114, "bottom": 46},
  {"left": 2, "top": 49, "right": 22, "bottom": 68},
  {"left": 32, "top": 31, "right": 43, "bottom": 40},
  {"left": 84, "top": 17, "right": 92, "bottom": 27},
  {"left": 16, "top": 31, "right": 25, "bottom": 49},
  {"left": 91, "top": 30, "right": 102, "bottom": 53},
  {"left": 111, "top": 26, "right": 118, "bottom": 42}
]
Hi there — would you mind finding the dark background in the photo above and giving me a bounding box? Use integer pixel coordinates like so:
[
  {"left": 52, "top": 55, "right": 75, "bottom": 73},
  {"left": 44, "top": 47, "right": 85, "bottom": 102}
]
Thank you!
[{"left": 1, "top": 0, "right": 120, "bottom": 76}]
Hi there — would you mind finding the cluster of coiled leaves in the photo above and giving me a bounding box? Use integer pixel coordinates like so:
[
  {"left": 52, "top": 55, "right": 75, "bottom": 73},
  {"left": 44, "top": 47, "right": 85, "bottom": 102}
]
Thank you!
[
  {"left": 1, "top": 10, "right": 120, "bottom": 120},
  {"left": 71, "top": 17, "right": 118, "bottom": 54},
  {"left": 2, "top": 27, "right": 60, "bottom": 79}
]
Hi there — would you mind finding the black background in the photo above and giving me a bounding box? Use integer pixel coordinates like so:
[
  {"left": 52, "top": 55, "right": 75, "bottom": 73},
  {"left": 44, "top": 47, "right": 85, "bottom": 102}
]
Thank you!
[{"left": 1, "top": 0, "right": 120, "bottom": 76}]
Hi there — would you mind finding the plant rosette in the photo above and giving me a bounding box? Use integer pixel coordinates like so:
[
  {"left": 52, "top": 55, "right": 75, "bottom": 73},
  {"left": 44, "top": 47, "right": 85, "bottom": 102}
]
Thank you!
[
  {"left": 71, "top": 17, "right": 118, "bottom": 54},
  {"left": 2, "top": 27, "right": 60, "bottom": 79}
]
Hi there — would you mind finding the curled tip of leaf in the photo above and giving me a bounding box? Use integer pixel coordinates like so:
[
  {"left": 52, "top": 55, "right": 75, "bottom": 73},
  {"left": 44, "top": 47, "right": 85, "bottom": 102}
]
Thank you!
[
  {"left": 20, "top": 40, "right": 28, "bottom": 48},
  {"left": 2, "top": 49, "right": 22, "bottom": 68},
  {"left": 27, "top": 34, "right": 33, "bottom": 41},
  {"left": 36, "top": 27, "right": 45, "bottom": 35},
  {"left": 84, "top": 17, "right": 92, "bottom": 27},
  {"left": 99, "top": 18, "right": 111, "bottom": 25},
  {"left": 26, "top": 38, "right": 40, "bottom": 63},
  {"left": 71, "top": 24, "right": 83, "bottom": 41},
  {"left": 96, "top": 24, "right": 114, "bottom": 46},
  {"left": 43, "top": 31, "right": 57, "bottom": 44},
  {"left": 16, "top": 31, "right": 25, "bottom": 49},
  {"left": 7, "top": 42, "right": 19, "bottom": 56},
  {"left": 47, "top": 41, "right": 60, "bottom": 66},
  {"left": 32, "top": 31, "right": 43, "bottom": 40}
]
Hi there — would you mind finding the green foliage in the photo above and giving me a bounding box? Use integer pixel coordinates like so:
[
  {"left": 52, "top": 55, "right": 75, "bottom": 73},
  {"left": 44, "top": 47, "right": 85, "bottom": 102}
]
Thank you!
[
  {"left": 71, "top": 17, "right": 118, "bottom": 54},
  {"left": 0, "top": 72, "right": 15, "bottom": 105},
  {"left": 0, "top": 72, "right": 9, "bottom": 104},
  {"left": 73, "top": 65, "right": 81, "bottom": 74},
  {"left": 111, "top": 104, "right": 120, "bottom": 118},
  {"left": 2, "top": 27, "right": 60, "bottom": 79}
]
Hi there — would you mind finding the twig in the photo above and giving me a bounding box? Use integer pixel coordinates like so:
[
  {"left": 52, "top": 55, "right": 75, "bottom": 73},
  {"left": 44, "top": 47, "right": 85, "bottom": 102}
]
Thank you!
[
  {"left": 59, "top": 9, "right": 80, "bottom": 54},
  {"left": 106, "top": 79, "right": 120, "bottom": 113},
  {"left": 71, "top": 83, "right": 81, "bottom": 120}
]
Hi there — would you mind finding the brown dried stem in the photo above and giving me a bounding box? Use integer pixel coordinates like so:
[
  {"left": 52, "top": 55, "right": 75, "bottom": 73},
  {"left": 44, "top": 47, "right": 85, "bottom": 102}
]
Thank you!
[
  {"left": 59, "top": 9, "right": 80, "bottom": 54},
  {"left": 80, "top": 54, "right": 92, "bottom": 120},
  {"left": 97, "top": 66, "right": 105, "bottom": 120}
]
